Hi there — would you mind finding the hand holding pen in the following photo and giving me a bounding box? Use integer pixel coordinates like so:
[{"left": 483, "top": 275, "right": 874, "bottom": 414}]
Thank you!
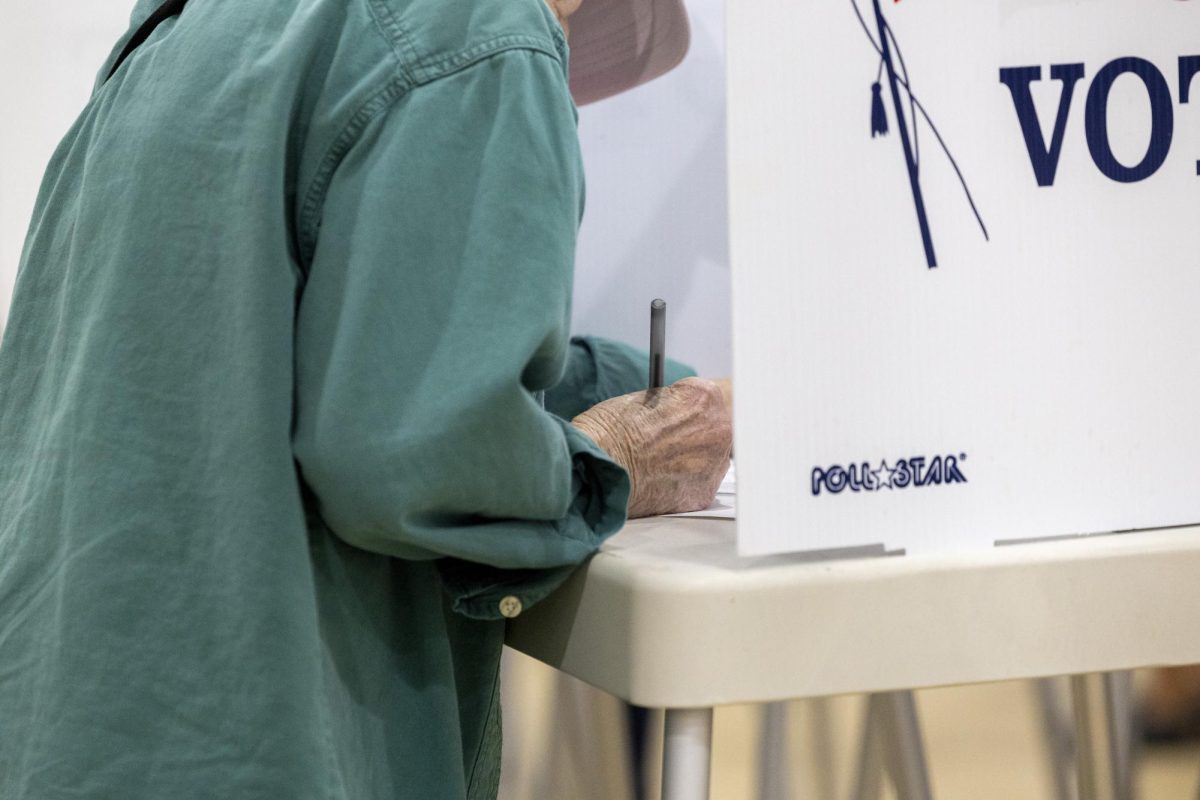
[{"left": 571, "top": 299, "right": 733, "bottom": 518}]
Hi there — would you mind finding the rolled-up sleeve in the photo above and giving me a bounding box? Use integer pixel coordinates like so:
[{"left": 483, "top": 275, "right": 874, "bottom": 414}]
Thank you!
[
  {"left": 546, "top": 336, "right": 698, "bottom": 421},
  {"left": 292, "top": 47, "right": 629, "bottom": 619}
]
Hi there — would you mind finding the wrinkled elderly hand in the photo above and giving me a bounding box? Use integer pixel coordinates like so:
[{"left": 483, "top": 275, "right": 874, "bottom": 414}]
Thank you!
[{"left": 572, "top": 377, "right": 733, "bottom": 518}]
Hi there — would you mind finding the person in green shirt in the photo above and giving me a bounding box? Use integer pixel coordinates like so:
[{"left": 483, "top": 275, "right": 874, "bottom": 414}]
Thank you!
[{"left": 0, "top": 0, "right": 730, "bottom": 797}]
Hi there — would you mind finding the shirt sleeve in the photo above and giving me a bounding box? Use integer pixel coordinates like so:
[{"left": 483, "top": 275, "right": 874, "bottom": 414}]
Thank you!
[
  {"left": 544, "top": 336, "right": 698, "bottom": 421},
  {"left": 292, "top": 47, "right": 629, "bottom": 620}
]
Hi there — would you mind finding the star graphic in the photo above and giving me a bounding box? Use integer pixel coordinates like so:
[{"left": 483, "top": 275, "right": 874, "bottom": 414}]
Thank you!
[{"left": 873, "top": 460, "right": 895, "bottom": 490}]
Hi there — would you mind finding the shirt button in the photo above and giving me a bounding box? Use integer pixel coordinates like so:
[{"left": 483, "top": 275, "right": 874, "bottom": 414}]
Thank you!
[{"left": 498, "top": 596, "right": 523, "bottom": 619}]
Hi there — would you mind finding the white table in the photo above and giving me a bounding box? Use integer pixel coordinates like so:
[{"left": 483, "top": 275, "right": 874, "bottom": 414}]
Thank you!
[{"left": 505, "top": 517, "right": 1200, "bottom": 799}]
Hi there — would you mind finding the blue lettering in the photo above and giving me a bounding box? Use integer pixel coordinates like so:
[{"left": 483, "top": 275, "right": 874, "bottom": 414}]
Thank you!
[
  {"left": 826, "top": 466, "right": 848, "bottom": 494},
  {"left": 1179, "top": 56, "right": 1200, "bottom": 103},
  {"left": 847, "top": 463, "right": 864, "bottom": 492},
  {"left": 925, "top": 456, "right": 944, "bottom": 486},
  {"left": 847, "top": 462, "right": 876, "bottom": 492},
  {"left": 945, "top": 455, "right": 967, "bottom": 484},
  {"left": 1000, "top": 64, "right": 1085, "bottom": 187},
  {"left": 909, "top": 456, "right": 926, "bottom": 486},
  {"left": 892, "top": 460, "right": 912, "bottom": 488},
  {"left": 1180, "top": 56, "right": 1200, "bottom": 175},
  {"left": 1085, "top": 57, "right": 1174, "bottom": 183},
  {"left": 813, "top": 453, "right": 968, "bottom": 497}
]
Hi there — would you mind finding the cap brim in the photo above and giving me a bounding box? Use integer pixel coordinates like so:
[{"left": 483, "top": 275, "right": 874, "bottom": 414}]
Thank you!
[{"left": 567, "top": 0, "right": 691, "bottom": 106}]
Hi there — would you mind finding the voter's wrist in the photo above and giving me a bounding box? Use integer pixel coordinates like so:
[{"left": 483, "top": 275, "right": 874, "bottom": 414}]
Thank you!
[{"left": 571, "top": 411, "right": 640, "bottom": 482}]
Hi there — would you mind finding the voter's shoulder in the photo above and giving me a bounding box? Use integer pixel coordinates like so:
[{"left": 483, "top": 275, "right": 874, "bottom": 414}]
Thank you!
[{"left": 366, "top": 0, "right": 568, "bottom": 87}]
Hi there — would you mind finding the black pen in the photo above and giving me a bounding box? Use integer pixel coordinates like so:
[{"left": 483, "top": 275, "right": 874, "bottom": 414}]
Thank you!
[{"left": 649, "top": 298, "right": 666, "bottom": 390}]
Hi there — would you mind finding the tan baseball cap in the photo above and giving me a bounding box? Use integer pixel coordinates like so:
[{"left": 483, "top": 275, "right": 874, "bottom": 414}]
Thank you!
[{"left": 566, "top": 0, "right": 692, "bottom": 105}]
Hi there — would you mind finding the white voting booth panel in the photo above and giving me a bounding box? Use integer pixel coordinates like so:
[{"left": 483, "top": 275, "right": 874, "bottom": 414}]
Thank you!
[{"left": 728, "top": 0, "right": 1200, "bottom": 556}]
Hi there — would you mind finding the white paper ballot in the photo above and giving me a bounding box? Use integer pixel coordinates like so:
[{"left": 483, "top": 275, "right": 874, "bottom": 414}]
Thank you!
[
  {"left": 668, "top": 461, "right": 737, "bottom": 520},
  {"left": 728, "top": 1, "right": 1200, "bottom": 555}
]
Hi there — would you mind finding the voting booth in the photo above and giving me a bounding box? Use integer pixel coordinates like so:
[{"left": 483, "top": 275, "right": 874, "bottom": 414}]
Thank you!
[{"left": 728, "top": 0, "right": 1200, "bottom": 556}]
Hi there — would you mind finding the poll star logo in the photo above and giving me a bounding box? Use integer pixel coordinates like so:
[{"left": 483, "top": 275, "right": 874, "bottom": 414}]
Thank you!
[
  {"left": 811, "top": 454, "right": 968, "bottom": 497},
  {"left": 1000, "top": 56, "right": 1200, "bottom": 186},
  {"left": 850, "top": 0, "right": 990, "bottom": 270}
]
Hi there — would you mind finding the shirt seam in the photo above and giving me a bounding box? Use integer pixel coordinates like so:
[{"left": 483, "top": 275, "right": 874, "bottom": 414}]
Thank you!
[
  {"left": 295, "top": 38, "right": 566, "bottom": 267},
  {"left": 367, "top": 0, "right": 567, "bottom": 83},
  {"left": 363, "top": 0, "right": 421, "bottom": 83},
  {"left": 414, "top": 34, "right": 564, "bottom": 84},
  {"left": 296, "top": 77, "right": 410, "bottom": 268}
]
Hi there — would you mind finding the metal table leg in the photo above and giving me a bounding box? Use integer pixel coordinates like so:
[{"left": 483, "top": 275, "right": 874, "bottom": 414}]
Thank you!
[
  {"left": 1110, "top": 672, "right": 1136, "bottom": 800},
  {"left": 662, "top": 707, "right": 714, "bottom": 800},
  {"left": 808, "top": 696, "right": 839, "bottom": 800},
  {"left": 880, "top": 691, "right": 935, "bottom": 800},
  {"left": 1035, "top": 677, "right": 1078, "bottom": 800},
  {"left": 1070, "top": 672, "right": 1135, "bottom": 800},
  {"left": 851, "top": 694, "right": 885, "bottom": 800},
  {"left": 851, "top": 691, "right": 933, "bottom": 800},
  {"left": 758, "top": 702, "right": 792, "bottom": 800}
]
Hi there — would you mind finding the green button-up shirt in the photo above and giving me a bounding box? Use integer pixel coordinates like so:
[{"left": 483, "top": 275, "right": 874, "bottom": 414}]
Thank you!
[{"left": 0, "top": 0, "right": 691, "bottom": 797}]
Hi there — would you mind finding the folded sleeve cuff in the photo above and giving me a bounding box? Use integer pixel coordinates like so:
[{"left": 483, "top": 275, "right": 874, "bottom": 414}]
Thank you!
[{"left": 438, "top": 417, "right": 630, "bottom": 620}]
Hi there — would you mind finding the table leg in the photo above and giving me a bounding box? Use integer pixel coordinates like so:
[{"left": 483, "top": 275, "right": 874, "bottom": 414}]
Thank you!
[
  {"left": 1071, "top": 672, "right": 1135, "bottom": 800},
  {"left": 879, "top": 691, "right": 935, "bottom": 800},
  {"left": 758, "top": 702, "right": 791, "bottom": 800},
  {"left": 1111, "top": 672, "right": 1136, "bottom": 800},
  {"left": 1034, "top": 677, "right": 1078, "bottom": 800},
  {"left": 851, "top": 694, "right": 884, "bottom": 800},
  {"left": 662, "top": 707, "right": 713, "bottom": 800},
  {"left": 808, "top": 696, "right": 839, "bottom": 800}
]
